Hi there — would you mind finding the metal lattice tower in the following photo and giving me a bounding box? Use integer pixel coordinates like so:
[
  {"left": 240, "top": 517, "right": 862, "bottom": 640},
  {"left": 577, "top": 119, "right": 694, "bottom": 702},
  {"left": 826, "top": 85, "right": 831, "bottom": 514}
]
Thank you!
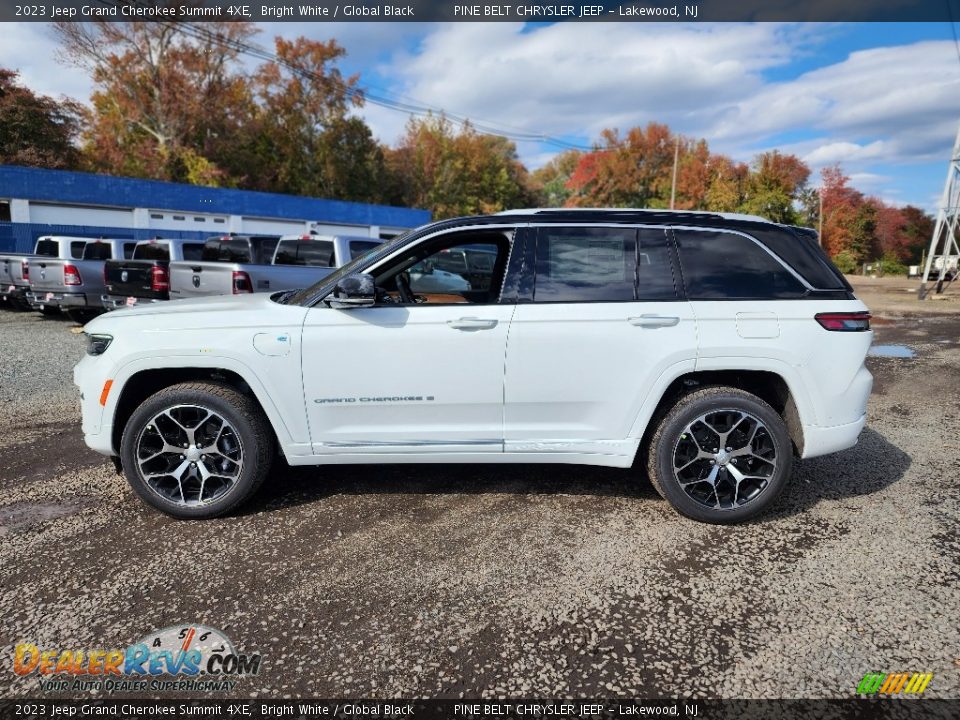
[{"left": 919, "top": 123, "right": 960, "bottom": 298}]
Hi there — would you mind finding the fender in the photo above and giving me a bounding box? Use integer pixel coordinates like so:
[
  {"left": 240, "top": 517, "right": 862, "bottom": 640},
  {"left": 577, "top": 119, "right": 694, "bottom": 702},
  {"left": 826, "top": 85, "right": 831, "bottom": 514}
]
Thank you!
[
  {"left": 627, "top": 356, "right": 817, "bottom": 439},
  {"left": 103, "top": 353, "right": 308, "bottom": 455}
]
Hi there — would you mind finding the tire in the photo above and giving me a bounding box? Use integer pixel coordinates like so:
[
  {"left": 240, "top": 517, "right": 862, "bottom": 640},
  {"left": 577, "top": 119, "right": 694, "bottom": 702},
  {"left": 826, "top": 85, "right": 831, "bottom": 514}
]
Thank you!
[
  {"left": 120, "top": 382, "right": 275, "bottom": 519},
  {"left": 65, "top": 309, "right": 98, "bottom": 324},
  {"left": 645, "top": 386, "right": 793, "bottom": 524}
]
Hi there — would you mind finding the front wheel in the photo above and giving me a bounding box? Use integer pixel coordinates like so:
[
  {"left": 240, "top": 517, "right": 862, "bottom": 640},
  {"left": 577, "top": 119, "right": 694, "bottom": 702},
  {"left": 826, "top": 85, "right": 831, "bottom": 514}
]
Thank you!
[
  {"left": 645, "top": 386, "right": 793, "bottom": 524},
  {"left": 120, "top": 382, "right": 275, "bottom": 519}
]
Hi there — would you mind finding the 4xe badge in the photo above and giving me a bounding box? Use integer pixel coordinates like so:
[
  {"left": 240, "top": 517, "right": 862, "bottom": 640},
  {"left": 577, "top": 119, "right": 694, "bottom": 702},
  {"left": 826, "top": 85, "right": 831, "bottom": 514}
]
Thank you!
[{"left": 14, "top": 624, "right": 262, "bottom": 693}]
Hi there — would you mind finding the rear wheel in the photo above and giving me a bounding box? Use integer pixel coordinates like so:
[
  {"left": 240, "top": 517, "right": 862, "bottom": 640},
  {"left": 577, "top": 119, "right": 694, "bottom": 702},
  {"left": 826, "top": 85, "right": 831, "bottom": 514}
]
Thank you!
[
  {"left": 120, "top": 382, "right": 274, "bottom": 519},
  {"left": 646, "top": 386, "right": 793, "bottom": 524}
]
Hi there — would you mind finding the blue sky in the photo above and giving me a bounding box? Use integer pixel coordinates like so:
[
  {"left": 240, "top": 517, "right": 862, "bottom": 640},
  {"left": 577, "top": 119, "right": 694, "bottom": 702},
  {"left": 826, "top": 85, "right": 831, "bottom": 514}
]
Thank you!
[{"left": 2, "top": 21, "right": 959, "bottom": 212}]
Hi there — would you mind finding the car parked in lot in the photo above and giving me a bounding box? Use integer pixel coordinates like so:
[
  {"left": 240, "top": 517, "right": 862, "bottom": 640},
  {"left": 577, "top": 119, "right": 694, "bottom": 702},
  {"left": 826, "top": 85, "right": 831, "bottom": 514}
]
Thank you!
[
  {"left": 74, "top": 209, "right": 873, "bottom": 523},
  {"left": 26, "top": 238, "right": 138, "bottom": 322},
  {"left": 101, "top": 238, "right": 205, "bottom": 310},
  {"left": 1, "top": 236, "right": 88, "bottom": 312},
  {"left": 168, "top": 234, "right": 382, "bottom": 300}
]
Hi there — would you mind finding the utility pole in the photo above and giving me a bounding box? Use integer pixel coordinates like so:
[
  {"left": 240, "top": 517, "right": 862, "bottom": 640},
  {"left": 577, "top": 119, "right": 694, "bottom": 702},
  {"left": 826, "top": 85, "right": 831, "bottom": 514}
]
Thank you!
[
  {"left": 670, "top": 135, "right": 680, "bottom": 210},
  {"left": 818, "top": 187, "right": 823, "bottom": 247}
]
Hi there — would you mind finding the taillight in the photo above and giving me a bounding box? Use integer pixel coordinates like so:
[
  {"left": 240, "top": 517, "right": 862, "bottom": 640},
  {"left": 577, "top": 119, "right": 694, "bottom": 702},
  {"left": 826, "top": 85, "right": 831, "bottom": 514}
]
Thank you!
[
  {"left": 815, "top": 312, "right": 871, "bottom": 331},
  {"left": 64, "top": 263, "right": 82, "bottom": 286},
  {"left": 150, "top": 265, "right": 169, "bottom": 292},
  {"left": 21, "top": 259, "right": 29, "bottom": 280},
  {"left": 232, "top": 270, "right": 252, "bottom": 294}
]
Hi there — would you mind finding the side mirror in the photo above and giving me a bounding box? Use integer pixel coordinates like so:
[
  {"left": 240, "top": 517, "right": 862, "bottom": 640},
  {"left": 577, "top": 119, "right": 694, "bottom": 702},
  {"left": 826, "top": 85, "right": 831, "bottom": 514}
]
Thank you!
[{"left": 328, "top": 272, "right": 376, "bottom": 309}]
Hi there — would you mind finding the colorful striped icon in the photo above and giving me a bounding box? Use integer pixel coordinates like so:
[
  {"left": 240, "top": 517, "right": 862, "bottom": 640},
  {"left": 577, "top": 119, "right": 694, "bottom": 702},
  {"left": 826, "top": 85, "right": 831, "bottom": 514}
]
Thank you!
[{"left": 857, "top": 672, "right": 933, "bottom": 695}]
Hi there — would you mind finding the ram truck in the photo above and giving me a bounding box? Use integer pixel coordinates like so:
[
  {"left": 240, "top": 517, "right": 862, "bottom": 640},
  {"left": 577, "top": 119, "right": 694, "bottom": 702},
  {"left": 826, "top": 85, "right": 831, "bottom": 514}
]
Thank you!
[
  {"left": 25, "top": 238, "right": 138, "bottom": 321},
  {"left": 101, "top": 238, "right": 206, "bottom": 310},
  {"left": 168, "top": 234, "right": 383, "bottom": 300},
  {"left": 1, "top": 236, "right": 88, "bottom": 313},
  {"left": 75, "top": 209, "right": 873, "bottom": 524}
]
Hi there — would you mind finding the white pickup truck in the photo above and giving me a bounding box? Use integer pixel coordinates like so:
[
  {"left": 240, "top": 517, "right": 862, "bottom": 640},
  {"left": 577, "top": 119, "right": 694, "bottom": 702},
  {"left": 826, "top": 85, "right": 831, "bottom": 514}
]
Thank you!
[
  {"left": 26, "top": 238, "right": 138, "bottom": 321},
  {"left": 1, "top": 236, "right": 88, "bottom": 313},
  {"left": 74, "top": 209, "right": 873, "bottom": 524}
]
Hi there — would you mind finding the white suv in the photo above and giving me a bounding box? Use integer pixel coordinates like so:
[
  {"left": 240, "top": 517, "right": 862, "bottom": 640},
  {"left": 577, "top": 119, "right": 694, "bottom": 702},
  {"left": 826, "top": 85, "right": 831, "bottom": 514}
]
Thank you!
[{"left": 74, "top": 210, "right": 873, "bottom": 523}]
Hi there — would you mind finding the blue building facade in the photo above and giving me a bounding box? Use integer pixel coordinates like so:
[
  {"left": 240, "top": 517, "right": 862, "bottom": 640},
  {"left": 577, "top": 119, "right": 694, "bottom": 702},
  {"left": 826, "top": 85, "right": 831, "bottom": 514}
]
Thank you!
[{"left": 0, "top": 166, "right": 430, "bottom": 253}]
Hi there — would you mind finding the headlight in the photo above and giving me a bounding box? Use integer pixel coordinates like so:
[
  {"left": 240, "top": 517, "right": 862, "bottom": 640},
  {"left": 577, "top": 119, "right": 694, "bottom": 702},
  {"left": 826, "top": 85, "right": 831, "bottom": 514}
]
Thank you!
[{"left": 86, "top": 333, "right": 113, "bottom": 356}]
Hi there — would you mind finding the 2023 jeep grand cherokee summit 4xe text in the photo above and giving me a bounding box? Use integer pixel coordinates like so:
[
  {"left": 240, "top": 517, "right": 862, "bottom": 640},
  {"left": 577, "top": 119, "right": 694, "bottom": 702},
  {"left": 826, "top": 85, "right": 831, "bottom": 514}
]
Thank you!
[{"left": 73, "top": 209, "right": 873, "bottom": 523}]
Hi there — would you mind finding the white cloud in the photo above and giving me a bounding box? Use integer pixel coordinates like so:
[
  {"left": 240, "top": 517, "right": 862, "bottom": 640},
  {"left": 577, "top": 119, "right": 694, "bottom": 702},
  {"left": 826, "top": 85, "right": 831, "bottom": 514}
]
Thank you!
[{"left": 0, "top": 23, "right": 91, "bottom": 102}]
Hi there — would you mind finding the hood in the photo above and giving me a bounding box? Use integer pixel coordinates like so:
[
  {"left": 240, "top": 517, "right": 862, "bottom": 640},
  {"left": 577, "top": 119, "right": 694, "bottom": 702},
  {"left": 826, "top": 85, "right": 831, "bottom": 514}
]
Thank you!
[{"left": 84, "top": 292, "right": 306, "bottom": 333}]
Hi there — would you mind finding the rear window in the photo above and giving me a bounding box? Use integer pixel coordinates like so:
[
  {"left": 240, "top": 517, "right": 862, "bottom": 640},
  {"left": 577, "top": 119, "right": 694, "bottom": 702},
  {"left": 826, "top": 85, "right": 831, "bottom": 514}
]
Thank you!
[
  {"left": 274, "top": 239, "right": 336, "bottom": 266},
  {"left": 123, "top": 243, "right": 137, "bottom": 259},
  {"left": 34, "top": 239, "right": 59, "bottom": 257},
  {"left": 133, "top": 243, "right": 170, "bottom": 261},
  {"left": 70, "top": 241, "right": 86, "bottom": 258},
  {"left": 674, "top": 230, "right": 807, "bottom": 300},
  {"left": 349, "top": 240, "right": 380, "bottom": 259},
  {"left": 182, "top": 244, "right": 205, "bottom": 262},
  {"left": 82, "top": 242, "right": 112, "bottom": 261},
  {"left": 750, "top": 227, "right": 848, "bottom": 290},
  {"left": 202, "top": 238, "right": 252, "bottom": 263}
]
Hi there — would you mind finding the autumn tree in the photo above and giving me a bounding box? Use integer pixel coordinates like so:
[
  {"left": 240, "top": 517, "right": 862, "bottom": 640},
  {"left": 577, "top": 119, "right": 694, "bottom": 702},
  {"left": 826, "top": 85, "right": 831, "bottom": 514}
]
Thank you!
[
  {"left": 245, "top": 36, "right": 379, "bottom": 199},
  {"left": 530, "top": 149, "right": 582, "bottom": 207},
  {"left": 386, "top": 115, "right": 536, "bottom": 218},
  {"left": 739, "top": 151, "right": 811, "bottom": 224},
  {"left": 55, "top": 21, "right": 258, "bottom": 183},
  {"left": 0, "top": 68, "right": 82, "bottom": 169}
]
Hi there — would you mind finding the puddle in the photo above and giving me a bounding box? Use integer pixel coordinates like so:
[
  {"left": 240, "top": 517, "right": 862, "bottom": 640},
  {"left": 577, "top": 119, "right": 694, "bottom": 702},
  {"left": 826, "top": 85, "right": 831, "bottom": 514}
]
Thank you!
[
  {"left": 868, "top": 344, "right": 916, "bottom": 358},
  {"left": 0, "top": 501, "right": 87, "bottom": 534}
]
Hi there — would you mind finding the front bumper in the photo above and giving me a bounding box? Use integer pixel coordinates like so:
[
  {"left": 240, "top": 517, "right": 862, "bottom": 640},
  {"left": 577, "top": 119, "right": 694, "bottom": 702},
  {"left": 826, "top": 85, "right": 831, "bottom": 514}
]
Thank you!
[
  {"left": 101, "top": 294, "right": 163, "bottom": 311},
  {"left": 73, "top": 354, "right": 116, "bottom": 456}
]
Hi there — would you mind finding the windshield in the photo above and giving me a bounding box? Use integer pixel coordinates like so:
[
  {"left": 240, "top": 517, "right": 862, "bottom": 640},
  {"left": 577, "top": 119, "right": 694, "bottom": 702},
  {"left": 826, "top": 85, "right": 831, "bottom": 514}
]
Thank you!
[{"left": 283, "top": 229, "right": 415, "bottom": 306}]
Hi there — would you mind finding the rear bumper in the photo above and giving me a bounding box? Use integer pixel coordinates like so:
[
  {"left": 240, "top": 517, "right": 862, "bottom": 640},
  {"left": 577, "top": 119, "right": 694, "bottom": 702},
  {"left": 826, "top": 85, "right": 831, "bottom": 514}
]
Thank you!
[
  {"left": 1, "top": 283, "right": 28, "bottom": 301},
  {"left": 800, "top": 413, "right": 867, "bottom": 459},
  {"left": 101, "top": 294, "right": 164, "bottom": 311},
  {"left": 26, "top": 290, "right": 90, "bottom": 308}
]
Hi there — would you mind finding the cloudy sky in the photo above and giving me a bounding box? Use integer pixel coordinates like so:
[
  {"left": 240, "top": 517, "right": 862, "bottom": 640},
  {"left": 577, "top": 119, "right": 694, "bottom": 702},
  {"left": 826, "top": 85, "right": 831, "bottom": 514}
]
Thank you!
[{"left": 2, "top": 21, "right": 959, "bottom": 210}]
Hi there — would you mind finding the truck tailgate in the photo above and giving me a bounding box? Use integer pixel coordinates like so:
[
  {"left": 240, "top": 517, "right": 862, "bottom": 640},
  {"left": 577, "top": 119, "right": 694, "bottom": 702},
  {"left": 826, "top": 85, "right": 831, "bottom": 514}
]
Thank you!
[
  {"left": 169, "top": 261, "right": 236, "bottom": 299},
  {"left": 28, "top": 259, "right": 69, "bottom": 293},
  {"left": 104, "top": 260, "right": 166, "bottom": 299}
]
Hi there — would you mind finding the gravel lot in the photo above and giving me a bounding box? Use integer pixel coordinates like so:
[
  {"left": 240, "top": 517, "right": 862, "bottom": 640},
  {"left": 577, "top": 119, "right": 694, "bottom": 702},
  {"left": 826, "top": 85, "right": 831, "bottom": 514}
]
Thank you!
[{"left": 0, "top": 278, "right": 958, "bottom": 700}]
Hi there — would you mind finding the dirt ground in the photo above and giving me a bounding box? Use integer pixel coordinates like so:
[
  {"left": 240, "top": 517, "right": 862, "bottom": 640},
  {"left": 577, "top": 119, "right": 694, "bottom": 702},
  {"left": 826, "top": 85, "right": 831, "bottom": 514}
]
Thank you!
[{"left": 0, "top": 276, "right": 958, "bottom": 700}]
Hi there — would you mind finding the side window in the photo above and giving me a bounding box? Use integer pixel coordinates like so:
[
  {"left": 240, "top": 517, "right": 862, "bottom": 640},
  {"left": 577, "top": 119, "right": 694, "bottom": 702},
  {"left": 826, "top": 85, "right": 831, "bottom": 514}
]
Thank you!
[
  {"left": 373, "top": 233, "right": 512, "bottom": 305},
  {"left": 534, "top": 227, "right": 636, "bottom": 302},
  {"left": 637, "top": 228, "right": 678, "bottom": 301},
  {"left": 674, "top": 230, "right": 807, "bottom": 300}
]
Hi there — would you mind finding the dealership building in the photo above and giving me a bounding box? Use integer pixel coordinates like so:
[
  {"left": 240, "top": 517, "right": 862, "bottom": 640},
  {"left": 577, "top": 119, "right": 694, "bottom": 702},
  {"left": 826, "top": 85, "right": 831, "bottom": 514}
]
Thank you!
[{"left": 0, "top": 165, "right": 430, "bottom": 253}]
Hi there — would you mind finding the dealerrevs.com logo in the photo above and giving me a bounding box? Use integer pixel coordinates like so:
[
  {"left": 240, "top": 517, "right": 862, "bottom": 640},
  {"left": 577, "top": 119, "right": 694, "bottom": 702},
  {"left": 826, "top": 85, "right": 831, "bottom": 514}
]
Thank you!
[{"left": 14, "top": 625, "right": 262, "bottom": 693}]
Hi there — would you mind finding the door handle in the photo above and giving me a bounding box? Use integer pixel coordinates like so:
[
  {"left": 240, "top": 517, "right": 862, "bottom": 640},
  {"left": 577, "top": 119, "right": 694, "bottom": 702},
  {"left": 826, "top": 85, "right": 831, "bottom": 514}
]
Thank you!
[
  {"left": 447, "top": 317, "right": 498, "bottom": 330},
  {"left": 628, "top": 314, "right": 680, "bottom": 328}
]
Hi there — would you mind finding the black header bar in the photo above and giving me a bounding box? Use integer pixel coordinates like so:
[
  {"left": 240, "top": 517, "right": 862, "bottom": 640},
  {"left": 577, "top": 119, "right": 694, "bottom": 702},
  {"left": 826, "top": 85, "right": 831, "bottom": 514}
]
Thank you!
[{"left": 0, "top": 0, "right": 955, "bottom": 23}]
